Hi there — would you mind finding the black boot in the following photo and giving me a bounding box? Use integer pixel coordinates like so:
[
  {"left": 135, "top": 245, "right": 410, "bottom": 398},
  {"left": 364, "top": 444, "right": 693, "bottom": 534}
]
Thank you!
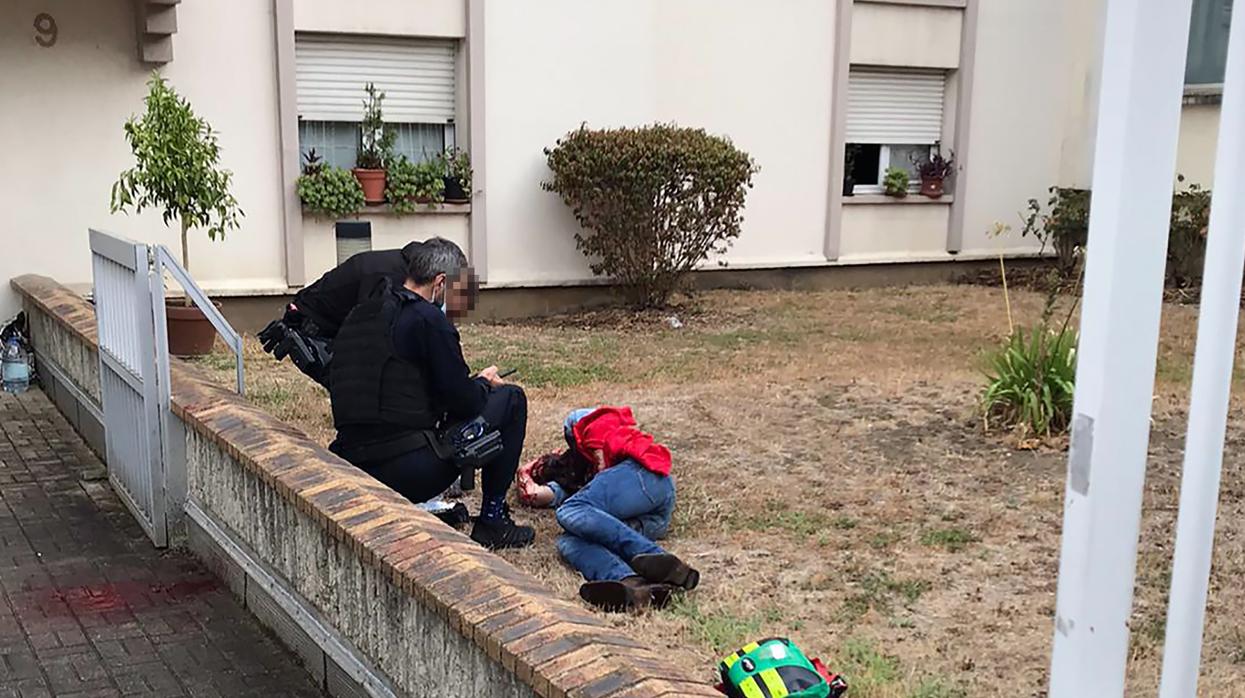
[
  {"left": 629, "top": 553, "right": 700, "bottom": 591},
  {"left": 470, "top": 504, "right": 535, "bottom": 550},
  {"left": 579, "top": 576, "right": 676, "bottom": 612}
]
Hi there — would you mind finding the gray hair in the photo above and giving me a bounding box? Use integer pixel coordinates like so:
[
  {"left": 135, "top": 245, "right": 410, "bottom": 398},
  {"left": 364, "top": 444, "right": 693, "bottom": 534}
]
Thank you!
[{"left": 406, "top": 237, "right": 467, "bottom": 284}]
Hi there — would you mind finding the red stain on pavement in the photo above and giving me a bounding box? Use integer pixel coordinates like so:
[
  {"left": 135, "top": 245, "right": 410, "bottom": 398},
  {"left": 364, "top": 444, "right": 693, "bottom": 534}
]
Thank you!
[{"left": 30, "top": 578, "right": 220, "bottom": 616}]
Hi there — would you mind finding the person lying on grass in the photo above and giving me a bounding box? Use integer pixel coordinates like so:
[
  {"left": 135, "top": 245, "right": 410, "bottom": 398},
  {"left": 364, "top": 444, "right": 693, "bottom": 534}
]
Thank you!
[{"left": 516, "top": 406, "right": 700, "bottom": 612}]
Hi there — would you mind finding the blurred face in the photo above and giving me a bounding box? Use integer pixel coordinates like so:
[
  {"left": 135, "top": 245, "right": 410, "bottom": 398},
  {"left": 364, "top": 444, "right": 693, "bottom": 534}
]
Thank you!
[{"left": 443, "top": 267, "right": 479, "bottom": 320}]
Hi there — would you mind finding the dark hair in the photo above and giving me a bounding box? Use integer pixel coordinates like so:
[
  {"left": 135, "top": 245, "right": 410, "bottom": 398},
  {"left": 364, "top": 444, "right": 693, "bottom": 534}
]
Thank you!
[{"left": 406, "top": 237, "right": 467, "bottom": 285}]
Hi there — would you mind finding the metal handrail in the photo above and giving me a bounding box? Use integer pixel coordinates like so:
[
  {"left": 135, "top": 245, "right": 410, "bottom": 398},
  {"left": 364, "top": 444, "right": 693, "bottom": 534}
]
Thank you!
[{"left": 153, "top": 246, "right": 245, "bottom": 395}]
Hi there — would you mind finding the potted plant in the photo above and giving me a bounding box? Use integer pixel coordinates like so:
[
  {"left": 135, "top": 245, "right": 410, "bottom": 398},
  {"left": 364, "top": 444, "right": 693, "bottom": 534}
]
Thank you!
[
  {"left": 883, "top": 166, "right": 910, "bottom": 198},
  {"left": 843, "top": 144, "right": 860, "bottom": 197},
  {"left": 436, "top": 147, "right": 473, "bottom": 204},
  {"left": 297, "top": 149, "right": 366, "bottom": 219},
  {"left": 385, "top": 155, "right": 445, "bottom": 214},
  {"left": 110, "top": 72, "right": 243, "bottom": 357},
  {"left": 913, "top": 150, "right": 955, "bottom": 199},
  {"left": 354, "top": 83, "right": 395, "bottom": 204}
]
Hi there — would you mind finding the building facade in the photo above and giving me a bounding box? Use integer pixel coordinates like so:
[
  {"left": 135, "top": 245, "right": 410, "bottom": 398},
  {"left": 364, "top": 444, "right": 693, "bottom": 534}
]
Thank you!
[{"left": 0, "top": 0, "right": 1231, "bottom": 318}]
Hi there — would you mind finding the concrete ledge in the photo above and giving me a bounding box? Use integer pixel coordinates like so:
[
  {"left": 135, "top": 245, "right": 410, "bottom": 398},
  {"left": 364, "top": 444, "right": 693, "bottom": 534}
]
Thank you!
[
  {"left": 11, "top": 274, "right": 720, "bottom": 698},
  {"left": 842, "top": 194, "right": 954, "bottom": 205}
]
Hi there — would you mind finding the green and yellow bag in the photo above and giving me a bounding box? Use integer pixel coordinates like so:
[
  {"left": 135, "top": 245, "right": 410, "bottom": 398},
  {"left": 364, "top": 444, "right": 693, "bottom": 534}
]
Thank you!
[{"left": 716, "top": 638, "right": 848, "bottom": 698}]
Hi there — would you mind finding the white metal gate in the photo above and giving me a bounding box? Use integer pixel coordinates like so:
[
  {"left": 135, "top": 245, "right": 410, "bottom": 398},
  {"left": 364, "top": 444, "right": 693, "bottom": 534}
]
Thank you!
[
  {"left": 1049, "top": 0, "right": 1244, "bottom": 695},
  {"left": 90, "top": 229, "right": 169, "bottom": 546},
  {"left": 89, "top": 229, "right": 245, "bottom": 548}
]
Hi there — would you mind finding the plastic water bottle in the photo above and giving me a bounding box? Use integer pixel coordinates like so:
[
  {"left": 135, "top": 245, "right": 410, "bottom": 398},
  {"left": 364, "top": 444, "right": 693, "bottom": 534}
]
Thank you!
[{"left": 2, "top": 337, "right": 30, "bottom": 394}]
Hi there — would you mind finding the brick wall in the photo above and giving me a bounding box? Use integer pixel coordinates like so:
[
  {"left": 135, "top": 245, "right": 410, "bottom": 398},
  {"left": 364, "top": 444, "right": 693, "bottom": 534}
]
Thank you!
[{"left": 10, "top": 275, "right": 718, "bottom": 698}]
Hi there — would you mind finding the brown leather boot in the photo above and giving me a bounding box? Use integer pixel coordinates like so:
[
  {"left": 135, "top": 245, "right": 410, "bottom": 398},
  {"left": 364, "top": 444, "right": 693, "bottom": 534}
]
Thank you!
[
  {"left": 579, "top": 576, "right": 676, "bottom": 612},
  {"left": 629, "top": 553, "right": 700, "bottom": 591}
]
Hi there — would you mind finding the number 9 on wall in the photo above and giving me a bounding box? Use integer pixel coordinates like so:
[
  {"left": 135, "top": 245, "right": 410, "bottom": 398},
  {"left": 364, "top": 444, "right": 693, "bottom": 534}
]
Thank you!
[{"left": 34, "top": 12, "right": 58, "bottom": 48}]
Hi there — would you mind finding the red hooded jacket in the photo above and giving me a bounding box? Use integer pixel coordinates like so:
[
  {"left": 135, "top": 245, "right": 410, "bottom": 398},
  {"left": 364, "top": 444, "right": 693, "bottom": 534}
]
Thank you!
[{"left": 571, "top": 406, "right": 672, "bottom": 477}]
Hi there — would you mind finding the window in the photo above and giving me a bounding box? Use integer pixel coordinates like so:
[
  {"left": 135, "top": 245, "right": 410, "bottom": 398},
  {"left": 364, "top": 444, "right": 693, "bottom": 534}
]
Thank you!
[
  {"left": 1186, "top": 0, "right": 1234, "bottom": 86},
  {"left": 845, "top": 68, "right": 947, "bottom": 194},
  {"left": 295, "top": 34, "right": 458, "bottom": 169}
]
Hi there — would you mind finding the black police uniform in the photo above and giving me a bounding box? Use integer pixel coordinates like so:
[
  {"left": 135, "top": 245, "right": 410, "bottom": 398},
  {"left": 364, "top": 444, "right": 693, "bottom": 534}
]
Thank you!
[
  {"left": 327, "top": 281, "right": 528, "bottom": 508},
  {"left": 293, "top": 240, "right": 422, "bottom": 338},
  {"left": 258, "top": 241, "right": 422, "bottom": 386}
]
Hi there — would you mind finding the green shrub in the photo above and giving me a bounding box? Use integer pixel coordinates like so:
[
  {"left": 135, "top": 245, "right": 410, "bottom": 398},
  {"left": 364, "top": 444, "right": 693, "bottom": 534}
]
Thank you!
[
  {"left": 1021, "top": 180, "right": 1212, "bottom": 286},
  {"left": 385, "top": 156, "right": 444, "bottom": 214},
  {"left": 1021, "top": 187, "right": 1090, "bottom": 274},
  {"left": 543, "top": 124, "right": 757, "bottom": 308},
  {"left": 981, "top": 325, "right": 1077, "bottom": 437},
  {"left": 297, "top": 165, "right": 364, "bottom": 219},
  {"left": 883, "top": 167, "right": 910, "bottom": 197},
  {"left": 1169, "top": 176, "right": 1211, "bottom": 288}
]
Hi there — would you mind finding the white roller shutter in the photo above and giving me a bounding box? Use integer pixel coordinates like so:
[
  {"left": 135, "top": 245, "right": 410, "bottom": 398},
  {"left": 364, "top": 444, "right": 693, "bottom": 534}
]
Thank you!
[
  {"left": 847, "top": 68, "right": 946, "bottom": 145},
  {"left": 295, "top": 34, "right": 456, "bottom": 123}
]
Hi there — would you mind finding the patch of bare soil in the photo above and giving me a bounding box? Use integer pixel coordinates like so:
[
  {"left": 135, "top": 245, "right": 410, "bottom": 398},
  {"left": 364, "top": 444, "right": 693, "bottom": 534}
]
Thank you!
[{"left": 190, "top": 286, "right": 1245, "bottom": 697}]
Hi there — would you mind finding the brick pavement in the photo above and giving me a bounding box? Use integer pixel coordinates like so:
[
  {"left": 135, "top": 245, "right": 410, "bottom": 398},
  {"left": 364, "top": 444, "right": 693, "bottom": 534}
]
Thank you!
[{"left": 0, "top": 389, "right": 324, "bottom": 697}]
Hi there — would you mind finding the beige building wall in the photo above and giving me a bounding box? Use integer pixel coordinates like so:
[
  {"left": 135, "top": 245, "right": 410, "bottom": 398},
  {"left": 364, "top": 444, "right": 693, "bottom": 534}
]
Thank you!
[
  {"left": 479, "top": 0, "right": 837, "bottom": 285},
  {"left": 0, "top": 0, "right": 288, "bottom": 318},
  {"left": 840, "top": 203, "right": 950, "bottom": 260},
  {"left": 292, "top": 0, "right": 465, "bottom": 38},
  {"left": 652, "top": 0, "right": 837, "bottom": 269},
  {"left": 480, "top": 0, "right": 658, "bottom": 286},
  {"left": 955, "top": 0, "right": 1070, "bottom": 255},
  {"left": 301, "top": 212, "right": 470, "bottom": 283},
  {"left": 850, "top": 3, "right": 963, "bottom": 69},
  {"left": 1175, "top": 104, "right": 1221, "bottom": 187}
]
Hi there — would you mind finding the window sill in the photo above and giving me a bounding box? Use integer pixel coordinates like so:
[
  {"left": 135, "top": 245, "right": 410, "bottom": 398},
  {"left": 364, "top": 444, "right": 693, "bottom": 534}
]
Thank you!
[
  {"left": 843, "top": 194, "right": 954, "bottom": 205},
  {"left": 855, "top": 0, "right": 967, "bottom": 8},
  {"left": 302, "top": 202, "right": 472, "bottom": 217},
  {"left": 1184, "top": 84, "right": 1223, "bottom": 106},
  {"left": 360, "top": 202, "right": 471, "bottom": 215}
]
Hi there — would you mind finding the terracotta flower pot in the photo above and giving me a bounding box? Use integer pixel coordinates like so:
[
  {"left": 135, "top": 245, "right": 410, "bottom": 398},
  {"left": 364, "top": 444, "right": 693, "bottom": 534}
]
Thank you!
[
  {"left": 165, "top": 300, "right": 222, "bottom": 357},
  {"left": 352, "top": 168, "right": 387, "bottom": 204},
  {"left": 920, "top": 176, "right": 945, "bottom": 199}
]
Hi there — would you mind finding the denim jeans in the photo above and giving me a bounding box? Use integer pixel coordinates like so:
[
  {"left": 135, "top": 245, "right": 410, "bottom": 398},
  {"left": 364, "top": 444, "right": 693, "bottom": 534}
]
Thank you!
[{"left": 554, "top": 409, "right": 677, "bottom": 582}]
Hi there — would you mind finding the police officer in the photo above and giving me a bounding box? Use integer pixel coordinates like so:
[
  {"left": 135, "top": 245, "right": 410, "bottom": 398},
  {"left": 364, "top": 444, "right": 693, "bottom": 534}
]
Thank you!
[
  {"left": 327, "top": 238, "right": 534, "bottom": 550},
  {"left": 258, "top": 240, "right": 425, "bottom": 387}
]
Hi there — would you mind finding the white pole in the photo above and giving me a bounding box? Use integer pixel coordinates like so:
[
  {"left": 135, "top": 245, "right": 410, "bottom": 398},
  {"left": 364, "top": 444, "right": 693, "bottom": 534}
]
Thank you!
[
  {"left": 1048, "top": 0, "right": 1193, "bottom": 695},
  {"left": 1159, "top": 1, "right": 1245, "bottom": 694}
]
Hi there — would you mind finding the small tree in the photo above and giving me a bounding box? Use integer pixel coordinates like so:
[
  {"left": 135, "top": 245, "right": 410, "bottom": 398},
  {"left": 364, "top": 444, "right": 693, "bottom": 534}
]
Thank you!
[
  {"left": 543, "top": 124, "right": 757, "bottom": 308},
  {"left": 111, "top": 73, "right": 243, "bottom": 277}
]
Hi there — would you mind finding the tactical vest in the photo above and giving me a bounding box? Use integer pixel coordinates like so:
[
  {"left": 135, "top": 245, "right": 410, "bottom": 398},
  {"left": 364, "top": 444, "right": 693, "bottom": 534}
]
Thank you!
[{"left": 329, "top": 284, "right": 437, "bottom": 435}]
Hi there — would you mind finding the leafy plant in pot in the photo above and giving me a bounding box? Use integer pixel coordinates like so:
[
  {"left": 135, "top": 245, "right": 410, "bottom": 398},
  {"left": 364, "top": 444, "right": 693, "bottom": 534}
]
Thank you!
[
  {"left": 883, "top": 167, "right": 911, "bottom": 198},
  {"left": 354, "top": 83, "right": 395, "bottom": 204},
  {"left": 297, "top": 149, "right": 366, "bottom": 219},
  {"left": 913, "top": 149, "right": 955, "bottom": 199},
  {"left": 110, "top": 72, "right": 243, "bottom": 357},
  {"left": 385, "top": 155, "right": 445, "bottom": 215},
  {"left": 436, "top": 147, "right": 473, "bottom": 204}
]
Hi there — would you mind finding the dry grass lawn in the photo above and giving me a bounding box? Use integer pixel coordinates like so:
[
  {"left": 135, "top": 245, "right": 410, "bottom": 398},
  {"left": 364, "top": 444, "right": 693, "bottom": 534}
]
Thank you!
[{"left": 188, "top": 284, "right": 1245, "bottom": 697}]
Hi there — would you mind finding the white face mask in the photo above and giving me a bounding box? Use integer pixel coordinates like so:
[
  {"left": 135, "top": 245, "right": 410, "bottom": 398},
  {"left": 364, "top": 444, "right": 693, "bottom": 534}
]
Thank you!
[{"left": 436, "top": 279, "right": 448, "bottom": 315}]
